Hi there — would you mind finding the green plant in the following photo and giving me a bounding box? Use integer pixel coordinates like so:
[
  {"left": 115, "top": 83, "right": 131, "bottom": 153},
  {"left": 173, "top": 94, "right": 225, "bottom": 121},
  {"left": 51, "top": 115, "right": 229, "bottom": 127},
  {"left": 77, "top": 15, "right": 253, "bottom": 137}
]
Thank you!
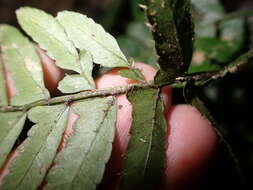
[{"left": 0, "top": 0, "right": 252, "bottom": 189}]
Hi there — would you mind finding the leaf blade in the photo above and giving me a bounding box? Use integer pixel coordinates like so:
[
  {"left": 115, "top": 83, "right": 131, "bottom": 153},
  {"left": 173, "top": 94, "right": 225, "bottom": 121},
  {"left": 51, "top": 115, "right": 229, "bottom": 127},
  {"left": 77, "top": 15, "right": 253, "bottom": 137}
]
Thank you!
[
  {"left": 58, "top": 74, "right": 93, "bottom": 93},
  {"left": 0, "top": 112, "right": 26, "bottom": 168},
  {"left": 0, "top": 24, "right": 49, "bottom": 106},
  {"left": 56, "top": 11, "right": 130, "bottom": 68},
  {"left": 146, "top": 0, "right": 194, "bottom": 84},
  {"left": 57, "top": 51, "right": 95, "bottom": 93},
  {"left": 0, "top": 104, "right": 69, "bottom": 190},
  {"left": 45, "top": 96, "right": 117, "bottom": 190},
  {"left": 121, "top": 87, "right": 166, "bottom": 189},
  {"left": 118, "top": 68, "right": 145, "bottom": 82},
  {"left": 143, "top": 94, "right": 167, "bottom": 187}
]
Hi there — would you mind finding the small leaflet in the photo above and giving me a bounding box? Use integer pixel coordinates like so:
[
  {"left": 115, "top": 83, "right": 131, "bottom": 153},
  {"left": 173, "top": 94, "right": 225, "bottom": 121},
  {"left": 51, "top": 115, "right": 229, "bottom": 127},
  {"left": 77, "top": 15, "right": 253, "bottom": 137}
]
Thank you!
[
  {"left": 118, "top": 68, "right": 145, "bottom": 82},
  {"left": 146, "top": 0, "right": 194, "bottom": 84},
  {"left": 0, "top": 24, "right": 49, "bottom": 106},
  {"left": 58, "top": 74, "right": 93, "bottom": 93},
  {"left": 45, "top": 96, "right": 116, "bottom": 190},
  {"left": 56, "top": 11, "right": 130, "bottom": 68},
  {"left": 58, "top": 51, "right": 95, "bottom": 93},
  {"left": 120, "top": 87, "right": 166, "bottom": 189},
  {"left": 0, "top": 112, "right": 26, "bottom": 168},
  {"left": 0, "top": 104, "right": 69, "bottom": 190}
]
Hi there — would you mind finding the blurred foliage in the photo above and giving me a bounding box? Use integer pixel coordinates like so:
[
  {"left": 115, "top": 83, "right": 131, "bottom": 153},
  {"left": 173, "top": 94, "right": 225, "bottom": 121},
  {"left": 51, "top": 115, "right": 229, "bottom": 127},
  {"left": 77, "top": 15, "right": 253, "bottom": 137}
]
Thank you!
[
  {"left": 117, "top": 22, "right": 157, "bottom": 67},
  {"left": 117, "top": 0, "right": 157, "bottom": 67},
  {"left": 1, "top": 0, "right": 253, "bottom": 189}
]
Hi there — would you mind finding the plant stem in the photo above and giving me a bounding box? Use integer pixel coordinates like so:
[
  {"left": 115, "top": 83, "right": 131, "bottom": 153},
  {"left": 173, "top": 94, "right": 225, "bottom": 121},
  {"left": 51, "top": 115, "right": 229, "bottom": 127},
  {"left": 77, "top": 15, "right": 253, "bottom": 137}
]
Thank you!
[
  {"left": 1, "top": 50, "right": 252, "bottom": 113},
  {"left": 0, "top": 83, "right": 152, "bottom": 112}
]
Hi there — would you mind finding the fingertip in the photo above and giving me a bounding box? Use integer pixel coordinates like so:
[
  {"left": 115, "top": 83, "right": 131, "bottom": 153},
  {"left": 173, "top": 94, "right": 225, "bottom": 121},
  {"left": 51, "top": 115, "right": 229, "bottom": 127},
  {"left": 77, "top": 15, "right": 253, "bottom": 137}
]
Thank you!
[
  {"left": 95, "top": 67, "right": 131, "bottom": 89},
  {"left": 95, "top": 62, "right": 157, "bottom": 89},
  {"left": 164, "top": 104, "right": 218, "bottom": 189},
  {"left": 133, "top": 62, "right": 157, "bottom": 81}
]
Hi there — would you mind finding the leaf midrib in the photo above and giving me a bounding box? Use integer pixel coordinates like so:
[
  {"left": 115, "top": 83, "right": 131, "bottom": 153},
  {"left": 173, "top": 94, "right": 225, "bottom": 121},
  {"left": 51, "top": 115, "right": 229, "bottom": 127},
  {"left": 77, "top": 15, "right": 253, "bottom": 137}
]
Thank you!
[{"left": 141, "top": 91, "right": 159, "bottom": 178}]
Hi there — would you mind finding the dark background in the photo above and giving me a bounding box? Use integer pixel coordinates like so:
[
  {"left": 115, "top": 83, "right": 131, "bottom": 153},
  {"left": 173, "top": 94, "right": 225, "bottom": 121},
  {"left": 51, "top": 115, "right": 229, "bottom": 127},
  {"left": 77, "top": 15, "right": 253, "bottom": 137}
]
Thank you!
[{"left": 1, "top": 0, "right": 253, "bottom": 189}]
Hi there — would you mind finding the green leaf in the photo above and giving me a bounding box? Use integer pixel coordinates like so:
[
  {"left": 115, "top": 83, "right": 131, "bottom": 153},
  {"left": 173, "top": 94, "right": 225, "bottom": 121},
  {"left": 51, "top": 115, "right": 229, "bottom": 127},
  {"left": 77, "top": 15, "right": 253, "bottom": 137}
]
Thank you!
[
  {"left": 144, "top": 95, "right": 167, "bottom": 186},
  {"left": 16, "top": 7, "right": 80, "bottom": 73},
  {"left": 56, "top": 11, "right": 130, "bottom": 68},
  {"left": 0, "top": 104, "right": 69, "bottom": 190},
  {"left": 118, "top": 68, "right": 145, "bottom": 82},
  {"left": 0, "top": 54, "right": 8, "bottom": 106},
  {"left": 121, "top": 87, "right": 166, "bottom": 189},
  {"left": 45, "top": 96, "right": 117, "bottom": 190},
  {"left": 58, "top": 51, "right": 95, "bottom": 93},
  {"left": 0, "top": 24, "right": 49, "bottom": 106},
  {"left": 0, "top": 112, "right": 26, "bottom": 168},
  {"left": 58, "top": 74, "right": 92, "bottom": 93},
  {"left": 146, "top": 0, "right": 194, "bottom": 84}
]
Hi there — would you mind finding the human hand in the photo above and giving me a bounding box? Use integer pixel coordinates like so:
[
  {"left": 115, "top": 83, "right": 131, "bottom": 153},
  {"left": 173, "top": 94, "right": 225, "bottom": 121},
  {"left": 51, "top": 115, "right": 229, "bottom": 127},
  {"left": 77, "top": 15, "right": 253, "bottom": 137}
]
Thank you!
[{"left": 1, "top": 48, "right": 218, "bottom": 190}]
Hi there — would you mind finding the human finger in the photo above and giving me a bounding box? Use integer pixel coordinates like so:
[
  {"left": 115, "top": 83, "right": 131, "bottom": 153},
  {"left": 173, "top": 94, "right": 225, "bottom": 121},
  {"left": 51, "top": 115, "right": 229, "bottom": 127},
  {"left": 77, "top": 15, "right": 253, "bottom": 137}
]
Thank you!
[
  {"left": 164, "top": 105, "right": 218, "bottom": 190},
  {"left": 35, "top": 47, "right": 64, "bottom": 94}
]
